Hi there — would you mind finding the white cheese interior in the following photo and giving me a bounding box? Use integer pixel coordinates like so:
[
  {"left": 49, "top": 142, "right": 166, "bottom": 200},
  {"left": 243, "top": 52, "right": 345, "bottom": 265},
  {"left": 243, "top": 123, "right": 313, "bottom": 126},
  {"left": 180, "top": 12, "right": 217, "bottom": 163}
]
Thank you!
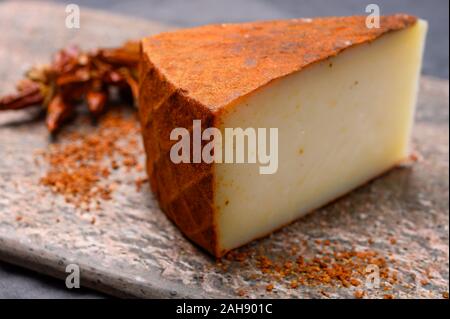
[{"left": 214, "top": 20, "right": 427, "bottom": 252}]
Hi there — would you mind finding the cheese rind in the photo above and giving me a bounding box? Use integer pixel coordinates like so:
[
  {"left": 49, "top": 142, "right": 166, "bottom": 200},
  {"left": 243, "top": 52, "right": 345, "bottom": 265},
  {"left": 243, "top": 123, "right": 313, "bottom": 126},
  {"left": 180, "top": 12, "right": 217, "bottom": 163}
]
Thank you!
[{"left": 139, "top": 15, "right": 426, "bottom": 257}]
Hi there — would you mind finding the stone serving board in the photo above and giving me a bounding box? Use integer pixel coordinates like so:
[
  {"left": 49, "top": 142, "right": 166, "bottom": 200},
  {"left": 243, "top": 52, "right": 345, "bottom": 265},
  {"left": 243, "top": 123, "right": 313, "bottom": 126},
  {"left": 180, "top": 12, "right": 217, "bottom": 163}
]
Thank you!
[{"left": 0, "top": 1, "right": 448, "bottom": 298}]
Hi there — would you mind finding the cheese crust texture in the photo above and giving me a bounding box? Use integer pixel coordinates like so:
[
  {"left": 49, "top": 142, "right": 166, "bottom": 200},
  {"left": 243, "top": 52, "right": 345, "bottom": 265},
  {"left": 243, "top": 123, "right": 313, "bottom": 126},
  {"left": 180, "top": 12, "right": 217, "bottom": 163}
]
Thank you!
[{"left": 139, "top": 15, "right": 427, "bottom": 257}]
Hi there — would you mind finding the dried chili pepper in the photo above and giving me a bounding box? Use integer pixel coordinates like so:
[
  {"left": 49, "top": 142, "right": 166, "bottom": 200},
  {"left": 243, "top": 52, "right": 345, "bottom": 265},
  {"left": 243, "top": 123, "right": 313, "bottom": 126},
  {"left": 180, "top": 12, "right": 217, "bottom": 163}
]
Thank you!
[
  {"left": 46, "top": 95, "right": 72, "bottom": 132},
  {"left": 86, "top": 90, "right": 107, "bottom": 115},
  {"left": 0, "top": 80, "right": 43, "bottom": 110},
  {"left": 0, "top": 40, "right": 140, "bottom": 132}
]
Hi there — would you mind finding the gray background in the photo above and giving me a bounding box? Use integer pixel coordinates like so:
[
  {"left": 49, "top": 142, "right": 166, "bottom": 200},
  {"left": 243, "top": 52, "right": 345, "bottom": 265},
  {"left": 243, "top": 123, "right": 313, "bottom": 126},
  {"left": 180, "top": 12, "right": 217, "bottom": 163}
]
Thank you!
[
  {"left": 46, "top": 0, "right": 449, "bottom": 79},
  {"left": 0, "top": 0, "right": 448, "bottom": 298}
]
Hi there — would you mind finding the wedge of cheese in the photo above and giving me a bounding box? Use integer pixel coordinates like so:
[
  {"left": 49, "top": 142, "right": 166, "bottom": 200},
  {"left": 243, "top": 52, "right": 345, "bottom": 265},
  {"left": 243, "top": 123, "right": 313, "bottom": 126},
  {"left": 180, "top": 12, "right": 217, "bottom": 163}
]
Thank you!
[{"left": 139, "top": 15, "right": 427, "bottom": 257}]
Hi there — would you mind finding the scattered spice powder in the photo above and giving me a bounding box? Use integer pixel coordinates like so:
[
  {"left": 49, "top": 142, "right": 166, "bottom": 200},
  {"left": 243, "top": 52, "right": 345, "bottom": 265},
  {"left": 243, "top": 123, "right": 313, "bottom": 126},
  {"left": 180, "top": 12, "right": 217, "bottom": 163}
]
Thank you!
[
  {"left": 290, "top": 279, "right": 298, "bottom": 289},
  {"left": 420, "top": 279, "right": 429, "bottom": 286},
  {"left": 38, "top": 110, "right": 146, "bottom": 212},
  {"left": 350, "top": 278, "right": 361, "bottom": 287},
  {"left": 266, "top": 284, "right": 274, "bottom": 292},
  {"left": 354, "top": 290, "right": 365, "bottom": 299},
  {"left": 224, "top": 237, "right": 404, "bottom": 298},
  {"left": 236, "top": 289, "right": 246, "bottom": 297}
]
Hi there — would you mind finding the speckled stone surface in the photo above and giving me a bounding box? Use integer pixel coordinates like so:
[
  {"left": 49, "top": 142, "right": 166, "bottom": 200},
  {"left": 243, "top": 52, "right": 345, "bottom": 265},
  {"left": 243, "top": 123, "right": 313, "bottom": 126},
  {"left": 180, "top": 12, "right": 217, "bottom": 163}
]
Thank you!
[{"left": 0, "top": 1, "right": 448, "bottom": 299}]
